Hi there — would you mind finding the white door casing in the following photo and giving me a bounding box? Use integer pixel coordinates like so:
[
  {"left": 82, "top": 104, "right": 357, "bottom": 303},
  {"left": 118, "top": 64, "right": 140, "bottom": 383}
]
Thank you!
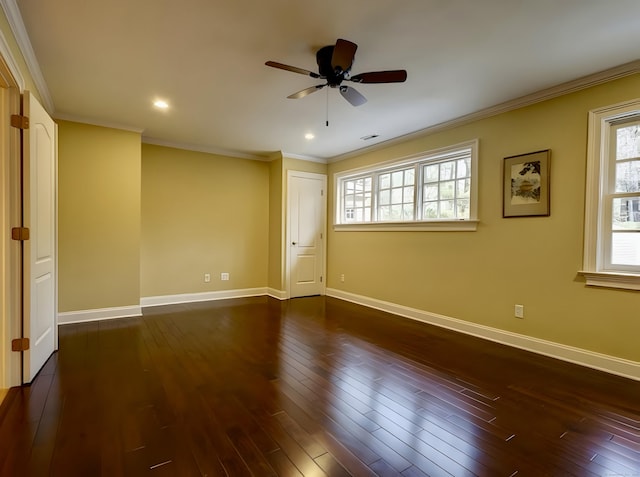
[
  {"left": 22, "top": 91, "right": 57, "bottom": 383},
  {"left": 287, "top": 171, "right": 326, "bottom": 298}
]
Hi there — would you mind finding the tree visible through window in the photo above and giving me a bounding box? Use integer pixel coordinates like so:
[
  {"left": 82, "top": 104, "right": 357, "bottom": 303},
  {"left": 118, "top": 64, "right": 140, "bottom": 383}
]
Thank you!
[
  {"left": 335, "top": 140, "right": 478, "bottom": 230},
  {"left": 582, "top": 100, "right": 640, "bottom": 290},
  {"left": 611, "top": 122, "right": 640, "bottom": 267}
]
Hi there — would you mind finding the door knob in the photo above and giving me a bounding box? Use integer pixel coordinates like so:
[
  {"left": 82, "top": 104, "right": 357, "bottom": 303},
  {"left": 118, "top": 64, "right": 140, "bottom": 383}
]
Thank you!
[{"left": 292, "top": 242, "right": 297, "bottom": 245}]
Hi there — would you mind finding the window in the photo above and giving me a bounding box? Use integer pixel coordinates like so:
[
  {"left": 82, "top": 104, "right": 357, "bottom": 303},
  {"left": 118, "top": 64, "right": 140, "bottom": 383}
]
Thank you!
[
  {"left": 335, "top": 140, "right": 478, "bottom": 231},
  {"left": 582, "top": 99, "right": 640, "bottom": 290}
]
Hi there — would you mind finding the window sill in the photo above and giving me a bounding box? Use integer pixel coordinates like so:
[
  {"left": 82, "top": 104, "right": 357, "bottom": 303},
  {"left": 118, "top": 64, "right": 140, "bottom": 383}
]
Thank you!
[
  {"left": 579, "top": 271, "right": 640, "bottom": 291},
  {"left": 334, "top": 220, "right": 478, "bottom": 232}
]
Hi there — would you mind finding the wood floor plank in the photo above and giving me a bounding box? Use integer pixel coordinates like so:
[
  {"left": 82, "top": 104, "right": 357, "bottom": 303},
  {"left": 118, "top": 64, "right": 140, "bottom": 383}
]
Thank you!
[{"left": 0, "top": 295, "right": 638, "bottom": 476}]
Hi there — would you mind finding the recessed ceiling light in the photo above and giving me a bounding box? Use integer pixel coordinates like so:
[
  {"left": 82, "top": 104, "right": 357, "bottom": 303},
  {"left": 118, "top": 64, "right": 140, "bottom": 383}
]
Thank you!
[
  {"left": 153, "top": 99, "right": 169, "bottom": 109},
  {"left": 305, "top": 133, "right": 315, "bottom": 140}
]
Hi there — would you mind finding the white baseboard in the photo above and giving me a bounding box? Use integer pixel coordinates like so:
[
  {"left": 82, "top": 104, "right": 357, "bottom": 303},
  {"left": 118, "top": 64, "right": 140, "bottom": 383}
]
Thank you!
[
  {"left": 141, "top": 287, "right": 271, "bottom": 307},
  {"left": 267, "top": 288, "right": 288, "bottom": 300},
  {"left": 58, "top": 288, "right": 285, "bottom": 325},
  {"left": 326, "top": 288, "right": 640, "bottom": 382},
  {"left": 58, "top": 305, "right": 142, "bottom": 325}
]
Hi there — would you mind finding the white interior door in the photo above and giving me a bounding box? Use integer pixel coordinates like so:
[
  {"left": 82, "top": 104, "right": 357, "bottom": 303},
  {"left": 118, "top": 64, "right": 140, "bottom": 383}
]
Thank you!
[
  {"left": 22, "top": 91, "right": 57, "bottom": 383},
  {"left": 288, "top": 171, "right": 326, "bottom": 298}
]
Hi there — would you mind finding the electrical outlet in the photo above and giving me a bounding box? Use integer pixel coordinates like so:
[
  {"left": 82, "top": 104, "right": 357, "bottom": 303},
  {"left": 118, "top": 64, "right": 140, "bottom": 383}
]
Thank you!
[
  {"left": 221, "top": 272, "right": 229, "bottom": 281},
  {"left": 514, "top": 304, "right": 524, "bottom": 319},
  {"left": 204, "top": 273, "right": 211, "bottom": 283},
  {"left": 340, "top": 274, "right": 345, "bottom": 282}
]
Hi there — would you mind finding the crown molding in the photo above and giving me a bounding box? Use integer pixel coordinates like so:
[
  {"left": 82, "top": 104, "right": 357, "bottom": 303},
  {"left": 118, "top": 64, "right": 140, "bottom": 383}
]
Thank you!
[
  {"left": 0, "top": 22, "right": 23, "bottom": 89},
  {"left": 329, "top": 60, "right": 640, "bottom": 163},
  {"left": 142, "top": 136, "right": 269, "bottom": 161},
  {"left": 0, "top": 0, "right": 54, "bottom": 112},
  {"left": 54, "top": 113, "right": 145, "bottom": 134},
  {"left": 281, "top": 151, "right": 327, "bottom": 164}
]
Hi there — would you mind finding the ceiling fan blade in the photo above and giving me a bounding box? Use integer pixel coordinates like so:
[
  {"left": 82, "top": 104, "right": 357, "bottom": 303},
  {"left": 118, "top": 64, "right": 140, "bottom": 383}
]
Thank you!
[
  {"left": 339, "top": 86, "right": 367, "bottom": 107},
  {"left": 265, "top": 61, "right": 320, "bottom": 78},
  {"left": 287, "top": 84, "right": 326, "bottom": 99},
  {"left": 332, "top": 39, "right": 358, "bottom": 73},
  {"left": 349, "top": 70, "right": 407, "bottom": 83}
]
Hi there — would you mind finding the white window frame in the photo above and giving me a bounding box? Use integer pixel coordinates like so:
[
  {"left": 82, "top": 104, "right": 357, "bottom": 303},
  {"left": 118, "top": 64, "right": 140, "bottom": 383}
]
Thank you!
[
  {"left": 334, "top": 140, "right": 479, "bottom": 232},
  {"left": 581, "top": 98, "right": 640, "bottom": 291}
]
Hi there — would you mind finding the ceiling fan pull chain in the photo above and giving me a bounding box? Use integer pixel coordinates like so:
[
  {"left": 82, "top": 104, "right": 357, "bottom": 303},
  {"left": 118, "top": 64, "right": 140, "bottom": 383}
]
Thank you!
[{"left": 326, "top": 87, "right": 329, "bottom": 127}]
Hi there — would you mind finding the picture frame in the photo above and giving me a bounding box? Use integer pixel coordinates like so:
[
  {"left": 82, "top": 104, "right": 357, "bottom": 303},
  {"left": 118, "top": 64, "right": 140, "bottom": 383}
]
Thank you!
[{"left": 503, "top": 149, "right": 550, "bottom": 217}]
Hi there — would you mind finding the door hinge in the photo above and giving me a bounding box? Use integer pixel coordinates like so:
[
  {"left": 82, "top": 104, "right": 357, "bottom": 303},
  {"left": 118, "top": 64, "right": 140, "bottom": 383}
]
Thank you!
[
  {"left": 10, "top": 114, "right": 29, "bottom": 129},
  {"left": 12, "top": 338, "right": 30, "bottom": 352},
  {"left": 11, "top": 227, "right": 30, "bottom": 241},
  {"left": 320, "top": 276, "right": 323, "bottom": 283}
]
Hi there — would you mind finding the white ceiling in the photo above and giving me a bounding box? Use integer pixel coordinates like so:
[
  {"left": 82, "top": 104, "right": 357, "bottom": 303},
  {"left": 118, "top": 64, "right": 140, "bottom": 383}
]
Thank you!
[{"left": 10, "top": 0, "right": 640, "bottom": 161}]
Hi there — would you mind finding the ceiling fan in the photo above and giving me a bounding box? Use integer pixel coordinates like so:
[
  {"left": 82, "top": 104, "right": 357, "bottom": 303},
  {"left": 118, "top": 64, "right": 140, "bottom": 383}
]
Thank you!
[{"left": 265, "top": 39, "right": 407, "bottom": 107}]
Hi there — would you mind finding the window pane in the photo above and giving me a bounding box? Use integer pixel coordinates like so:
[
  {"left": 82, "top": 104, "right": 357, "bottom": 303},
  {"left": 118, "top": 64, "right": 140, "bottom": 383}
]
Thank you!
[
  {"left": 345, "top": 194, "right": 354, "bottom": 207},
  {"left": 616, "top": 124, "right": 640, "bottom": 160},
  {"left": 456, "top": 158, "right": 470, "bottom": 178},
  {"left": 345, "top": 181, "right": 354, "bottom": 194},
  {"left": 424, "top": 164, "right": 439, "bottom": 183},
  {"left": 612, "top": 197, "right": 640, "bottom": 230},
  {"left": 405, "top": 168, "right": 415, "bottom": 185},
  {"left": 424, "top": 184, "right": 438, "bottom": 201},
  {"left": 391, "top": 188, "right": 403, "bottom": 204},
  {"left": 615, "top": 160, "right": 640, "bottom": 193},
  {"left": 440, "top": 161, "right": 455, "bottom": 181},
  {"left": 440, "top": 200, "right": 455, "bottom": 218},
  {"left": 379, "top": 173, "right": 390, "bottom": 190},
  {"left": 611, "top": 233, "right": 640, "bottom": 266},
  {"left": 390, "top": 204, "right": 403, "bottom": 220},
  {"left": 457, "top": 179, "right": 470, "bottom": 198},
  {"left": 364, "top": 177, "right": 372, "bottom": 191},
  {"left": 379, "top": 189, "right": 390, "bottom": 205},
  {"left": 403, "top": 186, "right": 414, "bottom": 203},
  {"left": 423, "top": 202, "right": 438, "bottom": 219},
  {"left": 457, "top": 199, "right": 470, "bottom": 219},
  {"left": 440, "top": 180, "right": 455, "bottom": 200},
  {"left": 379, "top": 205, "right": 390, "bottom": 221},
  {"left": 403, "top": 204, "right": 414, "bottom": 220},
  {"left": 391, "top": 170, "right": 404, "bottom": 188}
]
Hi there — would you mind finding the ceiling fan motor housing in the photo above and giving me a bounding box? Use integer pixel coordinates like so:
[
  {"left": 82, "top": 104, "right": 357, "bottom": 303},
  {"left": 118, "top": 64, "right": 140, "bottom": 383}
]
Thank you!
[{"left": 316, "top": 45, "right": 349, "bottom": 85}]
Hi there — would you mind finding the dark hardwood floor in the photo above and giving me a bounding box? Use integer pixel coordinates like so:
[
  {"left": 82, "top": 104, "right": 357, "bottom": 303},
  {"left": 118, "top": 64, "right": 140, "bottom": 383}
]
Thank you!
[{"left": 0, "top": 296, "right": 638, "bottom": 476}]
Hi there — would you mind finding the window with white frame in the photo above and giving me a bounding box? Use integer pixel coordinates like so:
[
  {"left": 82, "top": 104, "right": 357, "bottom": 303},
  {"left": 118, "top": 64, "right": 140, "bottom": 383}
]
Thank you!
[
  {"left": 335, "top": 140, "right": 478, "bottom": 231},
  {"left": 582, "top": 99, "right": 640, "bottom": 290}
]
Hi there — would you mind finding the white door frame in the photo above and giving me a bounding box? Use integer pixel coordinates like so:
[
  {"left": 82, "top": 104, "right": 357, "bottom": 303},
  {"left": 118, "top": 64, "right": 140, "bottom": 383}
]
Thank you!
[{"left": 285, "top": 170, "right": 327, "bottom": 299}]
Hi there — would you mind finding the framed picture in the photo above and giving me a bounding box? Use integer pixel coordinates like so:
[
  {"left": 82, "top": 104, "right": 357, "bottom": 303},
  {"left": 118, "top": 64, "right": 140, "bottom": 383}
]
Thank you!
[{"left": 503, "top": 149, "right": 550, "bottom": 217}]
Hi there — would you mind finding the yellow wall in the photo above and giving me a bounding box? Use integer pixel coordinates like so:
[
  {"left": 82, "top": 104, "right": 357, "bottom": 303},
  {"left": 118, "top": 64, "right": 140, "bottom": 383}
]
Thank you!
[
  {"left": 57, "top": 121, "right": 141, "bottom": 311},
  {"left": 327, "top": 74, "right": 640, "bottom": 362},
  {"left": 141, "top": 144, "right": 269, "bottom": 297},
  {"left": 268, "top": 156, "right": 283, "bottom": 291}
]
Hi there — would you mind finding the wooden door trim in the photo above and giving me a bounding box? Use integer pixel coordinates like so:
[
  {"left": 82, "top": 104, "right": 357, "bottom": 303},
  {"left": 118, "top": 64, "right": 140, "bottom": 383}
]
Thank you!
[{"left": 0, "top": 50, "right": 23, "bottom": 389}]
